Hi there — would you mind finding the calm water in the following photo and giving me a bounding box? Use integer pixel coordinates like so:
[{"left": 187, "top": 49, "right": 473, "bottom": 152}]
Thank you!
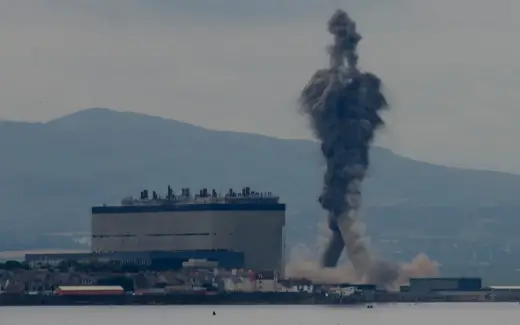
[{"left": 1, "top": 303, "right": 520, "bottom": 324}]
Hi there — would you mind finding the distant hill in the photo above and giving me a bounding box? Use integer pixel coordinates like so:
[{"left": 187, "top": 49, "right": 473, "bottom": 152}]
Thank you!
[{"left": 1, "top": 108, "right": 520, "bottom": 274}]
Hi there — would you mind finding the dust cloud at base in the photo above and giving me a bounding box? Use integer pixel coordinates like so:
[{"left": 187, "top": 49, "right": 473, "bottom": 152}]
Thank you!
[{"left": 285, "top": 222, "right": 440, "bottom": 290}]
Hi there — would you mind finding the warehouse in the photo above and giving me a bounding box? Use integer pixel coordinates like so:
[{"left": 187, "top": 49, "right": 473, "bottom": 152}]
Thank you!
[
  {"left": 25, "top": 250, "right": 245, "bottom": 270},
  {"left": 27, "top": 187, "right": 286, "bottom": 275},
  {"left": 408, "top": 277, "right": 482, "bottom": 293},
  {"left": 91, "top": 187, "right": 286, "bottom": 274}
]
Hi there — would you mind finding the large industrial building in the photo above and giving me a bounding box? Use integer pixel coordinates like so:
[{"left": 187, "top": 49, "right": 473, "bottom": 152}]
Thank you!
[
  {"left": 400, "top": 277, "right": 482, "bottom": 293},
  {"left": 26, "top": 186, "right": 287, "bottom": 275}
]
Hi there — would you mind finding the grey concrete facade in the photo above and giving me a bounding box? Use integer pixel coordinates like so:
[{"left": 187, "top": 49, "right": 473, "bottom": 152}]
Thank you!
[{"left": 91, "top": 209, "right": 286, "bottom": 275}]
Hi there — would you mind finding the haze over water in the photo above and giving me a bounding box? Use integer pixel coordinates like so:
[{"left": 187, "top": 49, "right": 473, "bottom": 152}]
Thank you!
[{"left": 1, "top": 304, "right": 519, "bottom": 325}]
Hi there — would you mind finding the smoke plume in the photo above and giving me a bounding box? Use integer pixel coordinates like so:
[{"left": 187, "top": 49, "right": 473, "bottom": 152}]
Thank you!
[{"left": 298, "top": 9, "right": 399, "bottom": 286}]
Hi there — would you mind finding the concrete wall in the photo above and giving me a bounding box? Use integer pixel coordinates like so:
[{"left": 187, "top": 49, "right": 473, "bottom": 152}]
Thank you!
[{"left": 91, "top": 210, "right": 285, "bottom": 274}]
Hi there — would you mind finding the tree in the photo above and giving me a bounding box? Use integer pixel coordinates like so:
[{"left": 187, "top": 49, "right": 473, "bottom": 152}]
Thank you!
[{"left": 0, "top": 260, "right": 30, "bottom": 270}]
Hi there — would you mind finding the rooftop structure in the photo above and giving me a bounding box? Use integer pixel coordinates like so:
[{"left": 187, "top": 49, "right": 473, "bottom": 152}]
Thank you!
[
  {"left": 93, "top": 187, "right": 284, "bottom": 214},
  {"left": 123, "top": 186, "right": 280, "bottom": 206}
]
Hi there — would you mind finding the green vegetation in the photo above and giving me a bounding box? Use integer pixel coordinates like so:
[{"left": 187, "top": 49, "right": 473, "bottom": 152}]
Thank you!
[{"left": 0, "top": 261, "right": 30, "bottom": 270}]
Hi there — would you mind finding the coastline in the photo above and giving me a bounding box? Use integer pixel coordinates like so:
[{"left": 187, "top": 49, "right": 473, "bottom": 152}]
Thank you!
[
  {"left": 0, "top": 291, "right": 518, "bottom": 306},
  {"left": 0, "top": 292, "right": 330, "bottom": 306}
]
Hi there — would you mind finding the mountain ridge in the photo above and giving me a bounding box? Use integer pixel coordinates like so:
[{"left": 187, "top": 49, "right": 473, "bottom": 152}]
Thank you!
[
  {"left": 1, "top": 107, "right": 520, "bottom": 254},
  {"left": 46, "top": 107, "right": 520, "bottom": 178}
]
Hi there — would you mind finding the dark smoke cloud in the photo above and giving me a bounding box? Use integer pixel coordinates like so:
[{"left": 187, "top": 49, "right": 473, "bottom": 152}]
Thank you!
[{"left": 299, "top": 9, "right": 396, "bottom": 286}]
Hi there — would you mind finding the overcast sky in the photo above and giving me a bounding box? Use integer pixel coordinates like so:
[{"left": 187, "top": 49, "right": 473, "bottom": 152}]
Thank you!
[{"left": 1, "top": 0, "right": 519, "bottom": 173}]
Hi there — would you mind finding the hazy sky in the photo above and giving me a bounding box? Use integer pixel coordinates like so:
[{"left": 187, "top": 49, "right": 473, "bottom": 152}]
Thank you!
[{"left": 1, "top": 0, "right": 519, "bottom": 173}]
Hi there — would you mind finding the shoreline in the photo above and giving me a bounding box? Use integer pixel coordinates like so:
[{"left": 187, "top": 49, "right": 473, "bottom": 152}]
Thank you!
[{"left": 0, "top": 292, "right": 518, "bottom": 306}]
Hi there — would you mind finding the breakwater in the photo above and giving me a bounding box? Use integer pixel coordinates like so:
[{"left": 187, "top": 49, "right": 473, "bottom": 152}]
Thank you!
[
  {"left": 0, "top": 292, "right": 352, "bottom": 306},
  {"left": 2, "top": 291, "right": 519, "bottom": 306}
]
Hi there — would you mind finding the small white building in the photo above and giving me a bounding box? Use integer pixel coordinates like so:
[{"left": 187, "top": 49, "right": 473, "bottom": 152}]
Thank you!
[
  {"left": 328, "top": 286, "right": 357, "bottom": 297},
  {"left": 253, "top": 271, "right": 279, "bottom": 292},
  {"left": 486, "top": 286, "right": 520, "bottom": 301},
  {"left": 182, "top": 259, "right": 218, "bottom": 269}
]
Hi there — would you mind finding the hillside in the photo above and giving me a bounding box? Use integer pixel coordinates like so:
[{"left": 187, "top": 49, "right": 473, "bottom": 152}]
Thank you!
[{"left": 1, "top": 108, "right": 520, "bottom": 258}]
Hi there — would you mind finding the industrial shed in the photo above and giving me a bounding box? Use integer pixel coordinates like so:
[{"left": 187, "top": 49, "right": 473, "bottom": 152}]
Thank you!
[
  {"left": 485, "top": 286, "right": 520, "bottom": 301},
  {"left": 55, "top": 285, "right": 124, "bottom": 296},
  {"left": 25, "top": 250, "right": 245, "bottom": 270},
  {"left": 408, "top": 277, "right": 482, "bottom": 293},
  {"left": 26, "top": 187, "right": 287, "bottom": 276},
  {"left": 90, "top": 186, "right": 286, "bottom": 275}
]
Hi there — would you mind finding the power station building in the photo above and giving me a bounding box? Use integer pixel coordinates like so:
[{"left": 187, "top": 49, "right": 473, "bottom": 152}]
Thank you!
[{"left": 26, "top": 187, "right": 287, "bottom": 275}]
